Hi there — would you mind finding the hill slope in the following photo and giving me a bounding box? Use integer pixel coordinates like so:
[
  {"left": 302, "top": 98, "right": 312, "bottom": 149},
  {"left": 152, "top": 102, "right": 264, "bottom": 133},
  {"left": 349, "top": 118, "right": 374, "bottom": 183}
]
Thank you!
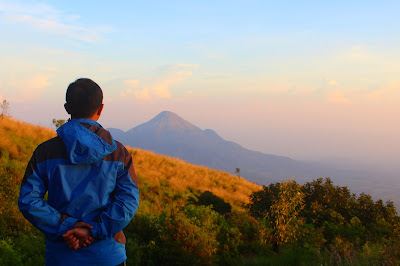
[
  {"left": 0, "top": 116, "right": 260, "bottom": 228},
  {"left": 0, "top": 116, "right": 259, "bottom": 264}
]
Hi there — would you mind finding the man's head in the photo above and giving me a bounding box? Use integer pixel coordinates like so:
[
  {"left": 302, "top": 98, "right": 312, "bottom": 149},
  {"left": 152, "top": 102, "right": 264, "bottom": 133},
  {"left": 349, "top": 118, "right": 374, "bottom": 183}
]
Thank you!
[{"left": 65, "top": 78, "right": 103, "bottom": 119}]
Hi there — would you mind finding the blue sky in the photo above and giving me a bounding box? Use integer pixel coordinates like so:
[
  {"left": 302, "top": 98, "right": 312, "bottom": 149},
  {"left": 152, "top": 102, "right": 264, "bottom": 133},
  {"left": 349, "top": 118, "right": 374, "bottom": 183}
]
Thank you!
[{"left": 1, "top": 0, "right": 399, "bottom": 168}]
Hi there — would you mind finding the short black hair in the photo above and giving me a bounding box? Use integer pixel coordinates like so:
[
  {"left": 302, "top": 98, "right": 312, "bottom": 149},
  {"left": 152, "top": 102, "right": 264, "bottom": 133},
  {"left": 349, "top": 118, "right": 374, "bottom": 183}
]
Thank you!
[{"left": 66, "top": 78, "right": 103, "bottom": 118}]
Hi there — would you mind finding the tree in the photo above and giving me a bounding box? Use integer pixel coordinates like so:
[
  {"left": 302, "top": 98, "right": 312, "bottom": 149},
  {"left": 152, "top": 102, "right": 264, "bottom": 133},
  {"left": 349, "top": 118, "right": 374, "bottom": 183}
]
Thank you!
[
  {"left": 235, "top": 168, "right": 240, "bottom": 178},
  {"left": 302, "top": 177, "right": 355, "bottom": 227},
  {"left": 270, "top": 179, "right": 305, "bottom": 247},
  {"left": 246, "top": 182, "right": 281, "bottom": 219},
  {"left": 52, "top": 119, "right": 66, "bottom": 129},
  {"left": 246, "top": 180, "right": 306, "bottom": 248},
  {"left": 0, "top": 99, "right": 10, "bottom": 118},
  {"left": 193, "top": 191, "right": 232, "bottom": 215}
]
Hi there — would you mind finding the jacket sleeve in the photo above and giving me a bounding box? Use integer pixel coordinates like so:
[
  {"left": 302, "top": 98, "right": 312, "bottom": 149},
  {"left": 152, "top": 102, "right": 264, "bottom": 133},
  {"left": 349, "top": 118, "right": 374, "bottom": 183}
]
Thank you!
[
  {"left": 90, "top": 148, "right": 139, "bottom": 239},
  {"left": 18, "top": 148, "right": 78, "bottom": 240}
]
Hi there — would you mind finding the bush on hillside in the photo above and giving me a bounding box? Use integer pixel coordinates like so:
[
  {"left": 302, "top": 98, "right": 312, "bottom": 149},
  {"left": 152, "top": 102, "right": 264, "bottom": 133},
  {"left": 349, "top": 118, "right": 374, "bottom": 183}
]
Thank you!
[{"left": 189, "top": 191, "right": 232, "bottom": 215}]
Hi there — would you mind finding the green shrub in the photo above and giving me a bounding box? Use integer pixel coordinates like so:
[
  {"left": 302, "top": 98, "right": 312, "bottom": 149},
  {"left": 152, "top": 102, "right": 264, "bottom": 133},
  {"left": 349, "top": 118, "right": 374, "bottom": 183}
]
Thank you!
[
  {"left": 0, "top": 234, "right": 45, "bottom": 266},
  {"left": 0, "top": 238, "right": 23, "bottom": 265},
  {"left": 190, "top": 191, "right": 232, "bottom": 215}
]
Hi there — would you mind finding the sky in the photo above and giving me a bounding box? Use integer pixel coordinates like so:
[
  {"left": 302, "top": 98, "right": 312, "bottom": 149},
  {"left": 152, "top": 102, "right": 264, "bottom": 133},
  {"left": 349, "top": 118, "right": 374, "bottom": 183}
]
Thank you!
[{"left": 1, "top": 0, "right": 399, "bottom": 170}]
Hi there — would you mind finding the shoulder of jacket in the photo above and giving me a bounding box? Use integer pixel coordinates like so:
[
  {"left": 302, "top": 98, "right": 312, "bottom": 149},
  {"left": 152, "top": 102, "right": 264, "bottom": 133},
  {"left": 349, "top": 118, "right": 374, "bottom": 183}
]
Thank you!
[
  {"left": 33, "top": 136, "right": 67, "bottom": 163},
  {"left": 103, "top": 140, "right": 132, "bottom": 163},
  {"left": 115, "top": 140, "right": 130, "bottom": 153}
]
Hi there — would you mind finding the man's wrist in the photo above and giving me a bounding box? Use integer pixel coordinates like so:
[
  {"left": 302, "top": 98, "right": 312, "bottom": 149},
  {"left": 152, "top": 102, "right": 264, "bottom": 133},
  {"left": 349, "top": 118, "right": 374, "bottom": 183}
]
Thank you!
[
  {"left": 73, "top": 220, "right": 83, "bottom": 228},
  {"left": 90, "top": 222, "right": 100, "bottom": 239},
  {"left": 60, "top": 213, "right": 70, "bottom": 223}
]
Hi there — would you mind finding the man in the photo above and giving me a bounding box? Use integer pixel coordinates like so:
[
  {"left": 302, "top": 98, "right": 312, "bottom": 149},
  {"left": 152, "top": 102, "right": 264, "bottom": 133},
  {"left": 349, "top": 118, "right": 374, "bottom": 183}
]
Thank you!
[{"left": 19, "top": 78, "right": 139, "bottom": 265}]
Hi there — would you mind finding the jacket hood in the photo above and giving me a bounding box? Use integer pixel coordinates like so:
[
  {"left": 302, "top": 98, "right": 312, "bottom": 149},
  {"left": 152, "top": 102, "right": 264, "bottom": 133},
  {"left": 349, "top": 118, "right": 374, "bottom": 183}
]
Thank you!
[{"left": 57, "top": 119, "right": 117, "bottom": 164}]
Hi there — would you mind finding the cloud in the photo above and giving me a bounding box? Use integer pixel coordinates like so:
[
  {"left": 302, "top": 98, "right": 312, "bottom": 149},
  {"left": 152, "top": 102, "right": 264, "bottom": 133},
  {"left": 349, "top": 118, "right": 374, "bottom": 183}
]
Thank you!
[
  {"left": 0, "top": 2, "right": 59, "bottom": 16},
  {"left": 28, "top": 75, "right": 51, "bottom": 90},
  {"left": 203, "top": 73, "right": 232, "bottom": 79},
  {"left": 207, "top": 54, "right": 225, "bottom": 60},
  {"left": 0, "top": 2, "right": 110, "bottom": 43},
  {"left": 153, "top": 85, "right": 171, "bottom": 99},
  {"left": 120, "top": 87, "right": 152, "bottom": 100},
  {"left": 328, "top": 91, "right": 350, "bottom": 104},
  {"left": 174, "top": 64, "right": 199, "bottom": 69},
  {"left": 314, "top": 78, "right": 351, "bottom": 104},
  {"left": 313, "top": 78, "right": 339, "bottom": 96},
  {"left": 348, "top": 45, "right": 372, "bottom": 61},
  {"left": 282, "top": 86, "right": 297, "bottom": 95},
  {"left": 6, "top": 75, "right": 51, "bottom": 102},
  {"left": 120, "top": 89, "right": 131, "bottom": 97},
  {"left": 124, "top": 80, "right": 139, "bottom": 87},
  {"left": 150, "top": 67, "right": 195, "bottom": 99},
  {"left": 121, "top": 64, "right": 198, "bottom": 101},
  {"left": 328, "top": 79, "right": 338, "bottom": 86},
  {"left": 368, "top": 81, "right": 400, "bottom": 101},
  {"left": 134, "top": 88, "right": 151, "bottom": 100}
]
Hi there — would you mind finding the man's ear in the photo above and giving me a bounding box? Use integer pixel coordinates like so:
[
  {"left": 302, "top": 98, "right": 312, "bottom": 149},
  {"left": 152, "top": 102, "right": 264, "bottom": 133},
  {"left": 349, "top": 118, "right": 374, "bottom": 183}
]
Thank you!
[
  {"left": 97, "top": 104, "right": 104, "bottom": 116},
  {"left": 64, "top": 103, "right": 71, "bottom": 114}
]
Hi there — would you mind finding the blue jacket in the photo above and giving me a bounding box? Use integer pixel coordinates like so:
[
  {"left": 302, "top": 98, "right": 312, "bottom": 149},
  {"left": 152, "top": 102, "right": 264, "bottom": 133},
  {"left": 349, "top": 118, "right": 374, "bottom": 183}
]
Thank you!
[{"left": 19, "top": 119, "right": 139, "bottom": 265}]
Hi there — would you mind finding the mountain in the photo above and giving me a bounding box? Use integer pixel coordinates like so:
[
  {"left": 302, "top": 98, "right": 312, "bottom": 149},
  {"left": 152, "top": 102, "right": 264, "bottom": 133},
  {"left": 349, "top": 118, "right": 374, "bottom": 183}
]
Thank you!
[
  {"left": 107, "top": 111, "right": 400, "bottom": 209},
  {"left": 107, "top": 128, "right": 125, "bottom": 141},
  {"left": 108, "top": 111, "right": 336, "bottom": 184}
]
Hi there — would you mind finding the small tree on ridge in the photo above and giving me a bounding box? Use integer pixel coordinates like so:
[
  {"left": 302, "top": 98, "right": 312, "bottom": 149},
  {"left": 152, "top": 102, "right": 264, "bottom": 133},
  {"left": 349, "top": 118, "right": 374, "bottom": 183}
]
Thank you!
[
  {"left": 52, "top": 118, "right": 66, "bottom": 129},
  {"left": 0, "top": 99, "right": 10, "bottom": 118}
]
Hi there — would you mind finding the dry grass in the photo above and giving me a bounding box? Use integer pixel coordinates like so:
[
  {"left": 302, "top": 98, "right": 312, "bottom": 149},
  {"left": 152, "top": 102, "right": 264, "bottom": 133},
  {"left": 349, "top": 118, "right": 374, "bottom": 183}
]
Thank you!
[
  {"left": 129, "top": 147, "right": 261, "bottom": 208},
  {"left": 0, "top": 116, "right": 261, "bottom": 212},
  {"left": 0, "top": 116, "right": 56, "bottom": 235},
  {"left": 0, "top": 116, "right": 55, "bottom": 159}
]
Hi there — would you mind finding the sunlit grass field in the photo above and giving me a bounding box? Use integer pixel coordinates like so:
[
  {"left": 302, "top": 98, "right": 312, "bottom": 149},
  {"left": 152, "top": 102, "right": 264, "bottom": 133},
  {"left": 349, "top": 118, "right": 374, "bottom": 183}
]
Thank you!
[{"left": 0, "top": 116, "right": 260, "bottom": 235}]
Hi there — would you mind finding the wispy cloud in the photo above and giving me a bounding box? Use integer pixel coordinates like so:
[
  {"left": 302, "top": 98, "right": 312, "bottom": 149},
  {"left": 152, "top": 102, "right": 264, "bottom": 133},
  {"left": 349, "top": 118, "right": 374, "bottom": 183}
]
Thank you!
[
  {"left": 152, "top": 64, "right": 197, "bottom": 99},
  {"left": 0, "top": 1, "right": 110, "bottom": 43},
  {"left": 328, "top": 91, "right": 351, "bottom": 104},
  {"left": 328, "top": 79, "right": 338, "bottom": 86},
  {"left": 120, "top": 64, "right": 199, "bottom": 101},
  {"left": 203, "top": 73, "right": 232, "bottom": 79},
  {"left": 347, "top": 45, "right": 374, "bottom": 61},
  {"left": 368, "top": 81, "right": 400, "bottom": 101},
  {"left": 124, "top": 80, "right": 139, "bottom": 87},
  {"left": 134, "top": 88, "right": 151, "bottom": 100},
  {"left": 207, "top": 54, "right": 225, "bottom": 60},
  {"left": 0, "top": 2, "right": 59, "bottom": 16},
  {"left": 314, "top": 78, "right": 339, "bottom": 94},
  {"left": 310, "top": 78, "right": 352, "bottom": 103},
  {"left": 5, "top": 75, "right": 51, "bottom": 102}
]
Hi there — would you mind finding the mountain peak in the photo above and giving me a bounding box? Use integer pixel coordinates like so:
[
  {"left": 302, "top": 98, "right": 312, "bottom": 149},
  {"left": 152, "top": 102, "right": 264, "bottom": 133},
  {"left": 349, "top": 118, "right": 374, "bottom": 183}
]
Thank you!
[
  {"left": 153, "top": 111, "right": 181, "bottom": 121},
  {"left": 148, "top": 111, "right": 200, "bottom": 132}
]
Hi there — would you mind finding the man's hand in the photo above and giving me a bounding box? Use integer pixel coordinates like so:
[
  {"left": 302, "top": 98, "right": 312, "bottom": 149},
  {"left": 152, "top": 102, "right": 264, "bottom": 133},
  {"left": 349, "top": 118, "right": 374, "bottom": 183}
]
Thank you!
[
  {"left": 62, "top": 222, "right": 94, "bottom": 250},
  {"left": 74, "top": 221, "right": 93, "bottom": 230},
  {"left": 63, "top": 228, "right": 94, "bottom": 250}
]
